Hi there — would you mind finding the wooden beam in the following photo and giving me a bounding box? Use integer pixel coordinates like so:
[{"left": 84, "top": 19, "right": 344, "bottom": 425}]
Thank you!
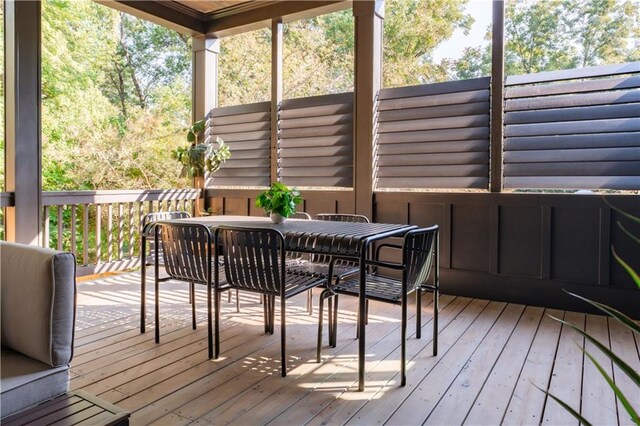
[
  {"left": 490, "top": 0, "right": 505, "bottom": 192},
  {"left": 206, "top": 1, "right": 349, "bottom": 37},
  {"left": 193, "top": 35, "right": 220, "bottom": 215},
  {"left": 100, "top": 0, "right": 206, "bottom": 35},
  {"left": 353, "top": 0, "right": 383, "bottom": 220},
  {"left": 271, "top": 19, "right": 283, "bottom": 185},
  {"left": 4, "top": 0, "right": 43, "bottom": 245}
]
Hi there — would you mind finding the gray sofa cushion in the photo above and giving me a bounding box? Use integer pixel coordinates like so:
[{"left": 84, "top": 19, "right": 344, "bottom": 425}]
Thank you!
[
  {"left": 0, "top": 242, "right": 76, "bottom": 367},
  {"left": 0, "top": 347, "right": 69, "bottom": 418}
]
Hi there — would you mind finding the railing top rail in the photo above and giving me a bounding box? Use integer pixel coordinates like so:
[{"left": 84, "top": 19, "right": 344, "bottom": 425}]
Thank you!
[
  {"left": 42, "top": 189, "right": 200, "bottom": 206},
  {"left": 0, "top": 192, "right": 15, "bottom": 207},
  {"left": 506, "top": 62, "right": 640, "bottom": 86}
]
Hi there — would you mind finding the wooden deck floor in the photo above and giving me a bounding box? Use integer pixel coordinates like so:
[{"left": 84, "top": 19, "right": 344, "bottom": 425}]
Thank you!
[{"left": 71, "top": 272, "right": 640, "bottom": 425}]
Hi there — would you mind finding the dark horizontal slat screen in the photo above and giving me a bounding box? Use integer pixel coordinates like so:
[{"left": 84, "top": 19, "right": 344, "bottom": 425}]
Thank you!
[
  {"left": 278, "top": 93, "right": 353, "bottom": 188},
  {"left": 375, "top": 78, "right": 490, "bottom": 189},
  {"left": 504, "top": 62, "right": 640, "bottom": 190},
  {"left": 207, "top": 101, "right": 271, "bottom": 187}
]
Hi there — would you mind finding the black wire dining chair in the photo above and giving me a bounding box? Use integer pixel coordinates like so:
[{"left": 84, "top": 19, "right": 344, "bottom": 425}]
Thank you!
[
  {"left": 214, "top": 226, "right": 327, "bottom": 376},
  {"left": 318, "top": 225, "right": 440, "bottom": 386},
  {"left": 154, "top": 222, "right": 231, "bottom": 359},
  {"left": 140, "top": 211, "right": 191, "bottom": 333},
  {"left": 287, "top": 213, "right": 370, "bottom": 340}
]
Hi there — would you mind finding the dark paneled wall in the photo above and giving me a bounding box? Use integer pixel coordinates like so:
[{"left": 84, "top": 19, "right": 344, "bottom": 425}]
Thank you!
[{"left": 375, "top": 192, "right": 640, "bottom": 317}]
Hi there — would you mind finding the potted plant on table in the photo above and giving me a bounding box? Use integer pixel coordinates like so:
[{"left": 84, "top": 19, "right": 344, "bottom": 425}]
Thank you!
[
  {"left": 172, "top": 119, "right": 231, "bottom": 178},
  {"left": 256, "top": 182, "right": 303, "bottom": 224}
]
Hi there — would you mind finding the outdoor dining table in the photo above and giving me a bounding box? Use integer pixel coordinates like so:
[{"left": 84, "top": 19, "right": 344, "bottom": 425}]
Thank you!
[{"left": 140, "top": 215, "right": 416, "bottom": 391}]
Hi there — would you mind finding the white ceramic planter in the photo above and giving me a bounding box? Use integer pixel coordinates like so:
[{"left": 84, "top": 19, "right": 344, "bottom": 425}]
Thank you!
[{"left": 270, "top": 212, "right": 287, "bottom": 224}]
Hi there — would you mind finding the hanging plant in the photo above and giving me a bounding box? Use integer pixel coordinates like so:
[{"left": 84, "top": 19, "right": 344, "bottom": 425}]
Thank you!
[{"left": 172, "top": 119, "right": 231, "bottom": 178}]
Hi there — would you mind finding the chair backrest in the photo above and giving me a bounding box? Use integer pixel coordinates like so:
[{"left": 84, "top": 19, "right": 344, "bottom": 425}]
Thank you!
[
  {"left": 291, "top": 211, "right": 312, "bottom": 220},
  {"left": 157, "top": 222, "right": 213, "bottom": 285},
  {"left": 314, "top": 213, "right": 370, "bottom": 223},
  {"left": 312, "top": 214, "right": 370, "bottom": 263},
  {"left": 403, "top": 226, "right": 439, "bottom": 292},
  {"left": 216, "top": 226, "right": 285, "bottom": 296},
  {"left": 143, "top": 211, "right": 191, "bottom": 232}
]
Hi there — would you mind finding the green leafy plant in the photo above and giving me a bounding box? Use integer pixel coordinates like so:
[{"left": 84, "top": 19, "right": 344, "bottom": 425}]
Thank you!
[
  {"left": 172, "top": 119, "right": 231, "bottom": 178},
  {"left": 255, "top": 182, "right": 303, "bottom": 218},
  {"left": 538, "top": 201, "right": 639, "bottom": 425}
]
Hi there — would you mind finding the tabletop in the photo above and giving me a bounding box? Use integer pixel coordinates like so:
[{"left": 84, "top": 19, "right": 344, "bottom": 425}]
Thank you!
[{"left": 171, "top": 215, "right": 416, "bottom": 257}]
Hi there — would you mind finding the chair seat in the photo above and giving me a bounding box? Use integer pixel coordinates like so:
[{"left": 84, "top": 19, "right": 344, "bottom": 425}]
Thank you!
[
  {"left": 287, "top": 260, "right": 359, "bottom": 281},
  {"left": 333, "top": 274, "right": 411, "bottom": 304},
  {"left": 283, "top": 272, "right": 326, "bottom": 298}
]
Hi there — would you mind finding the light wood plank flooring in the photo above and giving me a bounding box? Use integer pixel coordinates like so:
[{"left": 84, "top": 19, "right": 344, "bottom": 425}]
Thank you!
[{"left": 71, "top": 272, "right": 640, "bottom": 425}]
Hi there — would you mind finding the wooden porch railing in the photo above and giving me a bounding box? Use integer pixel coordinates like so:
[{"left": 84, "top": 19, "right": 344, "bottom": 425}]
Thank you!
[
  {"left": 41, "top": 189, "right": 199, "bottom": 276},
  {"left": 0, "top": 192, "right": 16, "bottom": 241}
]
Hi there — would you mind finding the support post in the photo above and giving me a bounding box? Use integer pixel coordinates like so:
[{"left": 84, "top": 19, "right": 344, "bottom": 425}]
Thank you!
[
  {"left": 490, "top": 0, "right": 505, "bottom": 192},
  {"left": 4, "top": 0, "right": 42, "bottom": 244},
  {"left": 271, "top": 19, "right": 283, "bottom": 185},
  {"left": 192, "top": 34, "right": 220, "bottom": 215},
  {"left": 353, "top": 0, "right": 384, "bottom": 219}
]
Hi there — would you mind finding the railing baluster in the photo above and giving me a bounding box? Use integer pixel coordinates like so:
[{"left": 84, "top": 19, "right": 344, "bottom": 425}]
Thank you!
[
  {"left": 128, "top": 202, "right": 134, "bottom": 258},
  {"left": 57, "top": 205, "right": 63, "bottom": 251},
  {"left": 139, "top": 201, "right": 145, "bottom": 258},
  {"left": 43, "top": 206, "right": 50, "bottom": 248},
  {"left": 83, "top": 205, "right": 89, "bottom": 265},
  {"left": 107, "top": 204, "right": 113, "bottom": 262},
  {"left": 118, "top": 203, "right": 124, "bottom": 260},
  {"left": 96, "top": 204, "right": 102, "bottom": 264},
  {"left": 148, "top": 200, "right": 153, "bottom": 215},
  {"left": 70, "top": 205, "right": 77, "bottom": 256}
]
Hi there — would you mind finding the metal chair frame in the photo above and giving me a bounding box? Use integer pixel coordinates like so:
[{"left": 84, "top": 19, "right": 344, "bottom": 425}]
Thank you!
[
  {"left": 214, "top": 226, "right": 327, "bottom": 377},
  {"left": 153, "top": 222, "right": 230, "bottom": 359},
  {"left": 140, "top": 211, "right": 191, "bottom": 333},
  {"left": 288, "top": 213, "right": 370, "bottom": 320},
  {"left": 318, "top": 226, "right": 440, "bottom": 386}
]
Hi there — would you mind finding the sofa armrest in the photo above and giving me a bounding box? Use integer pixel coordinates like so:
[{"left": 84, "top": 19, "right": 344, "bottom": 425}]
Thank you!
[{"left": 1, "top": 242, "right": 76, "bottom": 367}]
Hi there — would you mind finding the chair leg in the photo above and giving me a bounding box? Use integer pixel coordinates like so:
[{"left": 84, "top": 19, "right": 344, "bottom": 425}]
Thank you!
[
  {"left": 433, "top": 289, "right": 439, "bottom": 356},
  {"left": 416, "top": 289, "right": 422, "bottom": 339},
  {"left": 316, "top": 291, "right": 325, "bottom": 363},
  {"left": 227, "top": 291, "right": 232, "bottom": 303},
  {"left": 236, "top": 289, "right": 240, "bottom": 313},
  {"left": 154, "top": 273, "right": 160, "bottom": 344},
  {"left": 191, "top": 282, "right": 197, "bottom": 330},
  {"left": 270, "top": 296, "right": 276, "bottom": 334},
  {"left": 401, "top": 293, "right": 407, "bottom": 386},
  {"left": 365, "top": 299, "right": 369, "bottom": 325},
  {"left": 327, "top": 297, "right": 333, "bottom": 346},
  {"left": 140, "top": 239, "right": 147, "bottom": 334},
  {"left": 263, "top": 294, "right": 270, "bottom": 334},
  {"left": 281, "top": 296, "right": 287, "bottom": 377},
  {"left": 213, "top": 287, "right": 219, "bottom": 359},
  {"left": 331, "top": 294, "right": 339, "bottom": 348},
  {"left": 307, "top": 289, "right": 313, "bottom": 315}
]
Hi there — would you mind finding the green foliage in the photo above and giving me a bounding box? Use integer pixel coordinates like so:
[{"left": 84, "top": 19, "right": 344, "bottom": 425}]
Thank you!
[
  {"left": 173, "top": 119, "right": 231, "bottom": 178},
  {"left": 255, "top": 182, "right": 303, "bottom": 218},
  {"left": 455, "top": 0, "right": 640, "bottom": 78}
]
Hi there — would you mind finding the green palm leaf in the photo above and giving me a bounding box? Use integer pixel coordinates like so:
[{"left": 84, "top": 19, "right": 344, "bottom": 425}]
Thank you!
[
  {"left": 533, "top": 383, "right": 593, "bottom": 426},
  {"left": 564, "top": 291, "right": 640, "bottom": 334}
]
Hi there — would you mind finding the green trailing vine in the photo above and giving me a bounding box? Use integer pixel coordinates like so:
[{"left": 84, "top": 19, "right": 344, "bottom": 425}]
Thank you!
[{"left": 173, "top": 119, "right": 231, "bottom": 178}]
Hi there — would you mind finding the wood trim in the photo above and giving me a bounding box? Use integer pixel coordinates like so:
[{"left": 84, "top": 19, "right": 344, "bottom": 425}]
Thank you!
[
  {"left": 506, "top": 61, "right": 640, "bottom": 86},
  {"left": 205, "top": 1, "right": 349, "bottom": 37},
  {"left": 4, "top": 0, "right": 42, "bottom": 244},
  {"left": 102, "top": 1, "right": 206, "bottom": 35},
  {"left": 271, "top": 19, "right": 283, "bottom": 184},
  {"left": 42, "top": 189, "right": 201, "bottom": 206},
  {"left": 490, "top": 0, "right": 505, "bottom": 193}
]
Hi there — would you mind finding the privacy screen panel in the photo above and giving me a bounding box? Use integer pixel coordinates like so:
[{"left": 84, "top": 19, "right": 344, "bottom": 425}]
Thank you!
[
  {"left": 375, "top": 78, "right": 490, "bottom": 190},
  {"left": 207, "top": 101, "right": 271, "bottom": 187},
  {"left": 504, "top": 62, "right": 640, "bottom": 190},
  {"left": 278, "top": 92, "right": 353, "bottom": 188}
]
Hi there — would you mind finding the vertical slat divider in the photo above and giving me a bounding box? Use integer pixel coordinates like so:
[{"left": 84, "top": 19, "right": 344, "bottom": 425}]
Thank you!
[
  {"left": 128, "top": 202, "right": 134, "bottom": 257},
  {"left": 139, "top": 202, "right": 145, "bottom": 258},
  {"left": 57, "top": 205, "right": 63, "bottom": 251},
  {"left": 70, "top": 205, "right": 77, "bottom": 256},
  {"left": 83, "top": 204, "right": 89, "bottom": 265},
  {"left": 96, "top": 204, "right": 102, "bottom": 264},
  {"left": 43, "top": 206, "right": 50, "bottom": 248},
  {"left": 148, "top": 200, "right": 153, "bottom": 215},
  {"left": 118, "top": 203, "right": 124, "bottom": 260},
  {"left": 107, "top": 204, "right": 114, "bottom": 262}
]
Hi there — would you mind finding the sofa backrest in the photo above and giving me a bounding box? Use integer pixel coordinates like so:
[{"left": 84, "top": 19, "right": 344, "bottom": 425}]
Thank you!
[{"left": 0, "top": 242, "right": 76, "bottom": 367}]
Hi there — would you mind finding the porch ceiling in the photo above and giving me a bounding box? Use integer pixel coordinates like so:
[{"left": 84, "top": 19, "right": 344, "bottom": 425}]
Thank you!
[{"left": 101, "top": 0, "right": 350, "bottom": 36}]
